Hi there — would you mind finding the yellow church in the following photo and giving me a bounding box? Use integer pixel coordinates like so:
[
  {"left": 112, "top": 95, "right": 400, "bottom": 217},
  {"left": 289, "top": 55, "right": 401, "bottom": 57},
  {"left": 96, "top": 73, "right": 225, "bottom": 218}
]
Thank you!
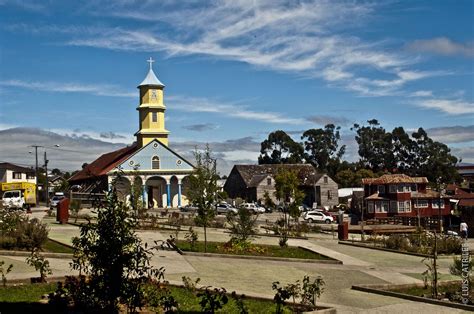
[{"left": 69, "top": 59, "right": 195, "bottom": 208}]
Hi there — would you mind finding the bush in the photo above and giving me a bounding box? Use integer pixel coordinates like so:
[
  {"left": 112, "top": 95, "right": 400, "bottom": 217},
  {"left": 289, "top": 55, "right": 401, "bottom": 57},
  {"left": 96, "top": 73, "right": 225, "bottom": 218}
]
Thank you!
[
  {"left": 449, "top": 256, "right": 474, "bottom": 276},
  {"left": 0, "top": 212, "right": 49, "bottom": 250}
]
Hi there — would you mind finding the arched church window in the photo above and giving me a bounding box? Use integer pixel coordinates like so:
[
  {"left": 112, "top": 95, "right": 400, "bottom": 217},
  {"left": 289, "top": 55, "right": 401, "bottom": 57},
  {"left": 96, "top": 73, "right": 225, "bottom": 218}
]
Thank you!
[{"left": 152, "top": 156, "right": 160, "bottom": 169}]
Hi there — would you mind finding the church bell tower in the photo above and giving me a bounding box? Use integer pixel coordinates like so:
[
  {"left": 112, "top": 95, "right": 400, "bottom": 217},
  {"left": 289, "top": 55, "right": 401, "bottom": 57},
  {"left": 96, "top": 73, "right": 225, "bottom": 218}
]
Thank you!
[{"left": 135, "top": 57, "right": 170, "bottom": 147}]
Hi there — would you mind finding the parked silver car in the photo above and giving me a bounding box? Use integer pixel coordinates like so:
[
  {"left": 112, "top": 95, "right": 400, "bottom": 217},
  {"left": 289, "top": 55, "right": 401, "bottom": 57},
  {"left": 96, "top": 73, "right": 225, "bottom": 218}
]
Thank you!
[{"left": 216, "top": 203, "right": 238, "bottom": 214}]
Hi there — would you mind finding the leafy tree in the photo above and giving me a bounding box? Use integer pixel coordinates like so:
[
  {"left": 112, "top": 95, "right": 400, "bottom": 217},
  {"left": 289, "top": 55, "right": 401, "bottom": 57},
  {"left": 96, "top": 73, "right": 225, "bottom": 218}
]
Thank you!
[
  {"left": 69, "top": 183, "right": 164, "bottom": 312},
  {"left": 411, "top": 128, "right": 459, "bottom": 184},
  {"left": 302, "top": 124, "right": 346, "bottom": 177},
  {"left": 352, "top": 119, "right": 395, "bottom": 172},
  {"left": 51, "top": 168, "right": 62, "bottom": 176},
  {"left": 227, "top": 207, "right": 258, "bottom": 243},
  {"left": 335, "top": 168, "right": 376, "bottom": 188},
  {"left": 258, "top": 130, "right": 304, "bottom": 164},
  {"left": 274, "top": 168, "right": 304, "bottom": 246},
  {"left": 187, "top": 146, "right": 219, "bottom": 253}
]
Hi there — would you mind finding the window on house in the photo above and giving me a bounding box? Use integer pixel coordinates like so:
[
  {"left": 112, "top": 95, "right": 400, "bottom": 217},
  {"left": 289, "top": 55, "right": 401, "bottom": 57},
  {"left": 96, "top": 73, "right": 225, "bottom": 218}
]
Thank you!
[
  {"left": 390, "top": 201, "right": 398, "bottom": 213},
  {"left": 432, "top": 200, "right": 445, "bottom": 209},
  {"left": 152, "top": 112, "right": 158, "bottom": 122},
  {"left": 398, "top": 201, "right": 406, "bottom": 212},
  {"left": 324, "top": 176, "right": 328, "bottom": 184},
  {"left": 12, "top": 172, "right": 21, "bottom": 179},
  {"left": 267, "top": 178, "right": 271, "bottom": 186},
  {"left": 411, "top": 184, "right": 417, "bottom": 192},
  {"left": 328, "top": 190, "right": 333, "bottom": 200},
  {"left": 414, "top": 200, "right": 429, "bottom": 208},
  {"left": 378, "top": 185, "right": 385, "bottom": 194},
  {"left": 375, "top": 202, "right": 382, "bottom": 212},
  {"left": 389, "top": 185, "right": 397, "bottom": 193},
  {"left": 151, "top": 156, "right": 160, "bottom": 169},
  {"left": 368, "top": 201, "right": 374, "bottom": 213},
  {"left": 405, "top": 201, "right": 411, "bottom": 212},
  {"left": 26, "top": 173, "right": 35, "bottom": 179},
  {"left": 382, "top": 201, "right": 389, "bottom": 212},
  {"left": 397, "top": 185, "right": 405, "bottom": 193}
]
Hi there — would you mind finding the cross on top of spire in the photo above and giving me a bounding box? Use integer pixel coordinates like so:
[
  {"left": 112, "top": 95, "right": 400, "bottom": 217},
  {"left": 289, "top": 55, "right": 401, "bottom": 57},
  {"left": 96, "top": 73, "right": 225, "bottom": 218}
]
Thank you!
[{"left": 147, "top": 57, "right": 155, "bottom": 70}]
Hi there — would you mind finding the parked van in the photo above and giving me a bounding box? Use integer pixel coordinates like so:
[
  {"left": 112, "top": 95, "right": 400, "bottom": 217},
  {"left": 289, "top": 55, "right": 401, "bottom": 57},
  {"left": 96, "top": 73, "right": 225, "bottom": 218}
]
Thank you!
[{"left": 1, "top": 182, "right": 36, "bottom": 210}]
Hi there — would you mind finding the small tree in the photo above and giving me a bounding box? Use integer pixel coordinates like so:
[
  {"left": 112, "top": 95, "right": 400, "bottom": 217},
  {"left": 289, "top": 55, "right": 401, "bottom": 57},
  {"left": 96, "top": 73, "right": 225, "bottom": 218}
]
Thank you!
[
  {"left": 68, "top": 182, "right": 164, "bottom": 312},
  {"left": 227, "top": 208, "right": 258, "bottom": 243},
  {"left": 0, "top": 260, "right": 13, "bottom": 286},
  {"left": 274, "top": 168, "right": 304, "bottom": 246},
  {"left": 187, "top": 146, "right": 219, "bottom": 253},
  {"left": 26, "top": 249, "right": 52, "bottom": 282}
]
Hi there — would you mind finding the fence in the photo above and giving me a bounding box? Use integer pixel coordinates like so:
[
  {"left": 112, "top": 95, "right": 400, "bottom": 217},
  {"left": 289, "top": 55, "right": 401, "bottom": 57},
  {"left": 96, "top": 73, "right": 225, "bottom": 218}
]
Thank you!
[{"left": 70, "top": 192, "right": 106, "bottom": 208}]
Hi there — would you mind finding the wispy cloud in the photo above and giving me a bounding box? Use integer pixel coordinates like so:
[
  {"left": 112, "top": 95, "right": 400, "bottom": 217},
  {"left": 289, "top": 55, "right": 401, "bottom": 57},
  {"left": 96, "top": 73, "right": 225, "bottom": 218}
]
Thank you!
[
  {"left": 183, "top": 123, "right": 218, "bottom": 132},
  {"left": 0, "top": 79, "right": 135, "bottom": 98},
  {"left": 407, "top": 37, "right": 474, "bottom": 57},
  {"left": 414, "top": 98, "right": 474, "bottom": 115},
  {"left": 169, "top": 95, "right": 305, "bottom": 124},
  {"left": 22, "top": 1, "right": 443, "bottom": 97},
  {"left": 306, "top": 115, "right": 350, "bottom": 126},
  {"left": 427, "top": 125, "right": 474, "bottom": 144}
]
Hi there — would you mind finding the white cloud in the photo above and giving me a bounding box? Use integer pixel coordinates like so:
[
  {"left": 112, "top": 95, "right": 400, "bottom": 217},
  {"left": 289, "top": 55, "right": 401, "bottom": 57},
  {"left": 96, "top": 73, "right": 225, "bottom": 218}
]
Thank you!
[
  {"left": 407, "top": 37, "right": 474, "bottom": 57},
  {"left": 168, "top": 95, "right": 305, "bottom": 124},
  {"left": 410, "top": 90, "right": 433, "bottom": 97},
  {"left": 0, "top": 79, "right": 136, "bottom": 98},
  {"left": 415, "top": 98, "right": 474, "bottom": 115},
  {"left": 427, "top": 125, "right": 474, "bottom": 144},
  {"left": 30, "top": 1, "right": 441, "bottom": 97}
]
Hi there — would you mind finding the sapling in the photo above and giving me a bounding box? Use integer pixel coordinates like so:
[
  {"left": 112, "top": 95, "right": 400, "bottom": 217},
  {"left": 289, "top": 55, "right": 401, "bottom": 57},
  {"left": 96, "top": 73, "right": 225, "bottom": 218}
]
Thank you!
[
  {"left": 0, "top": 260, "right": 13, "bottom": 286},
  {"left": 26, "top": 249, "right": 52, "bottom": 282}
]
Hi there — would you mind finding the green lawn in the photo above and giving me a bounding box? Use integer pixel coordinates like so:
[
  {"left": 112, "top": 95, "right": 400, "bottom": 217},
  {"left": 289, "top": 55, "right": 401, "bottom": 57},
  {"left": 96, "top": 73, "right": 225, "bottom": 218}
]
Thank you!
[
  {"left": 0, "top": 282, "right": 300, "bottom": 313},
  {"left": 176, "top": 241, "right": 331, "bottom": 260},
  {"left": 42, "top": 239, "right": 74, "bottom": 254},
  {"left": 387, "top": 281, "right": 474, "bottom": 303},
  {"left": 0, "top": 282, "right": 57, "bottom": 302}
]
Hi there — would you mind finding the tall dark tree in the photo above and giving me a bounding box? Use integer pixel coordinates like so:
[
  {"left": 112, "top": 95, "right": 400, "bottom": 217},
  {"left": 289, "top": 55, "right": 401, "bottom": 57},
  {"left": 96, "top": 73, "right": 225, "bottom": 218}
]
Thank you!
[
  {"left": 391, "top": 127, "right": 415, "bottom": 174},
  {"left": 411, "top": 128, "right": 459, "bottom": 184},
  {"left": 302, "top": 124, "right": 345, "bottom": 177},
  {"left": 352, "top": 119, "right": 394, "bottom": 172},
  {"left": 258, "top": 130, "right": 303, "bottom": 164}
]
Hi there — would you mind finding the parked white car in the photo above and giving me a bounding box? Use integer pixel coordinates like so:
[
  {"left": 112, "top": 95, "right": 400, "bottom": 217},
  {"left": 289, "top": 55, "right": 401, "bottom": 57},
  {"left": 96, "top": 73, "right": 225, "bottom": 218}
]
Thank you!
[
  {"left": 240, "top": 203, "right": 265, "bottom": 214},
  {"left": 303, "top": 211, "right": 334, "bottom": 224},
  {"left": 216, "top": 203, "right": 238, "bottom": 214},
  {"left": 2, "top": 190, "right": 25, "bottom": 210}
]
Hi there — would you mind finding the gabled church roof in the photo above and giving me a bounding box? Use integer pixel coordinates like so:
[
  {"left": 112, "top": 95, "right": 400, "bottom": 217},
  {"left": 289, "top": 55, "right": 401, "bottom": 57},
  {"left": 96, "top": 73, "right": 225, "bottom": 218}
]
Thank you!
[
  {"left": 68, "top": 144, "right": 138, "bottom": 182},
  {"left": 138, "top": 68, "right": 165, "bottom": 88}
]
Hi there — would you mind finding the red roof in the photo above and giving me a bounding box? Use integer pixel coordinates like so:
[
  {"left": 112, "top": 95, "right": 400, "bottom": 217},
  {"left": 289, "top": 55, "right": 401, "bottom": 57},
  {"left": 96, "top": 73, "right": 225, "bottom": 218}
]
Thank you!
[{"left": 69, "top": 144, "right": 138, "bottom": 182}]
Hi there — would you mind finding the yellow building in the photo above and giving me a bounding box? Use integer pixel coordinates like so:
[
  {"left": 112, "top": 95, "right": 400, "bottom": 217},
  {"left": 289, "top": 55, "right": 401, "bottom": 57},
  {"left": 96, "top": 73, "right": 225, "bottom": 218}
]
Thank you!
[{"left": 69, "top": 59, "right": 195, "bottom": 208}]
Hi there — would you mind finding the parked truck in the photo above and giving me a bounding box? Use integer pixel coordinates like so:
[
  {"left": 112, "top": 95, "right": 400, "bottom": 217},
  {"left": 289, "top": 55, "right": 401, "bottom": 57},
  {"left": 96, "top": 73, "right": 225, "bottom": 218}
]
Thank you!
[{"left": 1, "top": 182, "right": 36, "bottom": 210}]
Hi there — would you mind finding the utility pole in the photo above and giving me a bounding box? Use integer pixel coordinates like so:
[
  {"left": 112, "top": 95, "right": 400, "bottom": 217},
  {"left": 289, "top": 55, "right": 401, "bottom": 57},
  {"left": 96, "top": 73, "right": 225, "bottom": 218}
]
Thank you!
[
  {"left": 44, "top": 151, "right": 49, "bottom": 208},
  {"left": 433, "top": 230, "right": 438, "bottom": 298},
  {"left": 30, "top": 145, "right": 41, "bottom": 206}
]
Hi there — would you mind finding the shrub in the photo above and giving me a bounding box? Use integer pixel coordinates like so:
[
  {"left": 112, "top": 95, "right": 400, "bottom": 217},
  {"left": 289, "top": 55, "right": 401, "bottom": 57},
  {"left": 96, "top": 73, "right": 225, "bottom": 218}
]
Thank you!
[
  {"left": 197, "top": 286, "right": 228, "bottom": 313},
  {"left": 0, "top": 260, "right": 13, "bottom": 286},
  {"left": 227, "top": 207, "right": 258, "bottom": 242},
  {"left": 26, "top": 249, "right": 52, "bottom": 282},
  {"left": 184, "top": 227, "right": 198, "bottom": 251},
  {"left": 449, "top": 256, "right": 474, "bottom": 276},
  {"left": 0, "top": 212, "right": 48, "bottom": 250}
]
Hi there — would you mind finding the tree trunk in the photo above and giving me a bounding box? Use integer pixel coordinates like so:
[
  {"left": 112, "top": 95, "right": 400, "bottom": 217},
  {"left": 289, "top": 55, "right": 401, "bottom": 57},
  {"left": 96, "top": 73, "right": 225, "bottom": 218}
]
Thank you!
[{"left": 204, "top": 224, "right": 207, "bottom": 253}]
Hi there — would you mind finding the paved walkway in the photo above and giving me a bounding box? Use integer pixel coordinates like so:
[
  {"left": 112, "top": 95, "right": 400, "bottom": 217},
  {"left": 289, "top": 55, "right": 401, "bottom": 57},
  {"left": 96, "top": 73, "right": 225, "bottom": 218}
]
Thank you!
[{"left": 2, "top": 218, "right": 470, "bottom": 313}]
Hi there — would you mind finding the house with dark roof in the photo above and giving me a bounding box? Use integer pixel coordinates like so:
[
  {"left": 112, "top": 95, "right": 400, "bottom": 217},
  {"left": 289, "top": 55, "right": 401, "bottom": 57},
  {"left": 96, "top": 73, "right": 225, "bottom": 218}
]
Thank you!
[
  {"left": 223, "top": 164, "right": 339, "bottom": 208},
  {"left": 69, "top": 60, "right": 195, "bottom": 208},
  {"left": 362, "top": 174, "right": 451, "bottom": 219},
  {"left": 0, "top": 162, "right": 36, "bottom": 185}
]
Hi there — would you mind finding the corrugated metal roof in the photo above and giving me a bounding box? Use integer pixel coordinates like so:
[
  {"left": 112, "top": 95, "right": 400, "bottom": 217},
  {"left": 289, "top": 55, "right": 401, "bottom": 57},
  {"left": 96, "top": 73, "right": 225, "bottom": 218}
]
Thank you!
[
  {"left": 138, "top": 69, "right": 164, "bottom": 87},
  {"left": 0, "top": 162, "right": 35, "bottom": 174}
]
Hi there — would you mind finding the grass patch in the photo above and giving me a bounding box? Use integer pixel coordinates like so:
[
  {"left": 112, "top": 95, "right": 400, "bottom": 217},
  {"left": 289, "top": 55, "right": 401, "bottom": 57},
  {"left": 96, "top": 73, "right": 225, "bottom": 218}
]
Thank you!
[
  {"left": 386, "top": 281, "right": 474, "bottom": 304},
  {"left": 176, "top": 241, "right": 331, "bottom": 260},
  {"left": 0, "top": 282, "right": 299, "bottom": 313},
  {"left": 0, "top": 282, "right": 56, "bottom": 302},
  {"left": 42, "top": 239, "right": 74, "bottom": 254}
]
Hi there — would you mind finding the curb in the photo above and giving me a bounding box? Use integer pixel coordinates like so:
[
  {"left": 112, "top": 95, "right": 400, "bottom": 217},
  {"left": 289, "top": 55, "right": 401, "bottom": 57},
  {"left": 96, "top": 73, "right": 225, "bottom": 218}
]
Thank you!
[
  {"left": 352, "top": 284, "right": 474, "bottom": 311},
  {"left": 180, "top": 251, "right": 342, "bottom": 264},
  {"left": 0, "top": 250, "right": 73, "bottom": 259},
  {"left": 338, "top": 241, "right": 458, "bottom": 258}
]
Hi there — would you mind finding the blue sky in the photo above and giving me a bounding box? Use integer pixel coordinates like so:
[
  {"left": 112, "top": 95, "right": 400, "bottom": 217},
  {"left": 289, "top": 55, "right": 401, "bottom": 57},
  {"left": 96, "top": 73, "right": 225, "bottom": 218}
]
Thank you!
[{"left": 0, "top": 0, "right": 473, "bottom": 172}]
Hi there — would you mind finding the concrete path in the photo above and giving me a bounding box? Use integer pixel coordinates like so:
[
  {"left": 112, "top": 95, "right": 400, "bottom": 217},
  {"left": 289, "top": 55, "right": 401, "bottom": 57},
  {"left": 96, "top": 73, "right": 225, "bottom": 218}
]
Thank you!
[{"left": 3, "top": 219, "right": 469, "bottom": 313}]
